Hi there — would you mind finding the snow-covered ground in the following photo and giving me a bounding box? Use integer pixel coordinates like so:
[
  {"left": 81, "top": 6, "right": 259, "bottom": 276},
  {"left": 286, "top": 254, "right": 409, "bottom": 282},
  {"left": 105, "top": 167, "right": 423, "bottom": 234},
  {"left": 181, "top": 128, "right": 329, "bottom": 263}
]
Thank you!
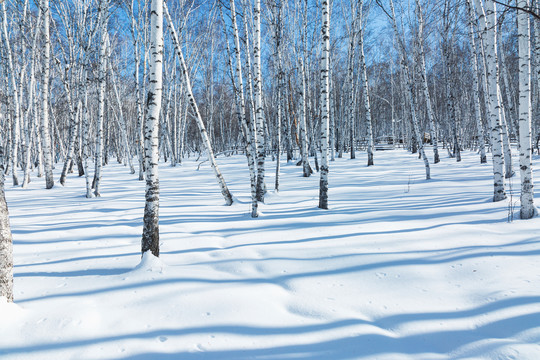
[{"left": 2, "top": 149, "right": 540, "bottom": 359}]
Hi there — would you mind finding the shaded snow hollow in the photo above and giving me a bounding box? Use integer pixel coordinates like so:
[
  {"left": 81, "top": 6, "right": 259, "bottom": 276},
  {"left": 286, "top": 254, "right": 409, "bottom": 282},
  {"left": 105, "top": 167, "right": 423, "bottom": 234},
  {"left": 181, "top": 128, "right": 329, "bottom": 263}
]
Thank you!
[{"left": 1, "top": 148, "right": 540, "bottom": 359}]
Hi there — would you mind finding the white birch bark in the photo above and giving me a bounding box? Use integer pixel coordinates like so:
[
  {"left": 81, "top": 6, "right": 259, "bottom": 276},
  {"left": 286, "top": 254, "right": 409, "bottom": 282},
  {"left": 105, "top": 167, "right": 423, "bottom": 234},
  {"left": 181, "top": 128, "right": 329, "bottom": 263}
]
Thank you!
[
  {"left": 253, "top": 0, "right": 266, "bottom": 202},
  {"left": 164, "top": 2, "right": 233, "bottom": 205},
  {"left": 107, "top": 39, "right": 135, "bottom": 174},
  {"left": 0, "top": 145, "right": 12, "bottom": 302},
  {"left": 414, "top": 0, "right": 439, "bottom": 163},
  {"left": 94, "top": 0, "right": 108, "bottom": 197},
  {"left": 517, "top": 0, "right": 537, "bottom": 219},
  {"left": 22, "top": 12, "right": 42, "bottom": 188},
  {"left": 299, "top": 58, "right": 312, "bottom": 177},
  {"left": 40, "top": 0, "right": 54, "bottom": 189},
  {"left": 82, "top": 67, "right": 93, "bottom": 198},
  {"left": 319, "top": 0, "right": 330, "bottom": 209},
  {"left": 473, "top": 0, "right": 506, "bottom": 201},
  {"left": 346, "top": 4, "right": 357, "bottom": 160},
  {"left": 388, "top": 0, "right": 430, "bottom": 180},
  {"left": 142, "top": 0, "right": 163, "bottom": 257},
  {"left": 358, "top": 3, "right": 374, "bottom": 166},
  {"left": 466, "top": 0, "right": 487, "bottom": 164},
  {"left": 129, "top": 0, "right": 146, "bottom": 181},
  {"left": 2, "top": 2, "right": 21, "bottom": 186},
  {"left": 223, "top": 0, "right": 258, "bottom": 216}
]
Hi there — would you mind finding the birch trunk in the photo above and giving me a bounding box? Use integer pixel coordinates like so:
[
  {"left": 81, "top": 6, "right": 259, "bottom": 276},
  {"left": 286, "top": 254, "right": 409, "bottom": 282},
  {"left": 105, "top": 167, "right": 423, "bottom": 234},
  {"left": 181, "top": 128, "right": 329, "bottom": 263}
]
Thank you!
[
  {"left": 40, "top": 0, "right": 54, "bottom": 189},
  {"left": 347, "top": 7, "right": 357, "bottom": 160},
  {"left": 319, "top": 0, "right": 330, "bottom": 209},
  {"left": 82, "top": 67, "right": 93, "bottom": 198},
  {"left": 466, "top": 0, "right": 487, "bottom": 164},
  {"left": 142, "top": 0, "right": 163, "bottom": 257},
  {"left": 108, "top": 39, "right": 135, "bottom": 174},
  {"left": 517, "top": 0, "right": 537, "bottom": 218},
  {"left": 388, "top": 0, "right": 430, "bottom": 180},
  {"left": 22, "top": 12, "right": 42, "bottom": 188},
  {"left": 253, "top": 0, "right": 266, "bottom": 202},
  {"left": 0, "top": 145, "right": 13, "bottom": 302},
  {"left": 415, "top": 0, "right": 439, "bottom": 163},
  {"left": 223, "top": 0, "right": 258, "bottom": 216},
  {"left": 164, "top": 2, "right": 233, "bottom": 205},
  {"left": 94, "top": 0, "right": 108, "bottom": 197},
  {"left": 1, "top": 3, "right": 21, "bottom": 186},
  {"left": 473, "top": 0, "right": 506, "bottom": 201},
  {"left": 299, "top": 58, "right": 312, "bottom": 177},
  {"left": 358, "top": 3, "right": 374, "bottom": 166}
]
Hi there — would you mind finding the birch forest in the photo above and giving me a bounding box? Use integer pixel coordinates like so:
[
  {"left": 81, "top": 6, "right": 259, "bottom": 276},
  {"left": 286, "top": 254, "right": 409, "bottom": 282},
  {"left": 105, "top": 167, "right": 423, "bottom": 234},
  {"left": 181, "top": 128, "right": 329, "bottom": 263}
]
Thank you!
[
  {"left": 0, "top": 0, "right": 539, "bottom": 248},
  {"left": 3, "top": 0, "right": 540, "bottom": 357}
]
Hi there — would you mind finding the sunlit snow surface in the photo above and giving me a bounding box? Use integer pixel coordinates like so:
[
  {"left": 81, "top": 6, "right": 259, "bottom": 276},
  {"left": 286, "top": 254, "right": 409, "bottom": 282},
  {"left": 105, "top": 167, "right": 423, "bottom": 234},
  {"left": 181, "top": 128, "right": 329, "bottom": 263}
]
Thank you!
[{"left": 2, "top": 149, "right": 540, "bottom": 359}]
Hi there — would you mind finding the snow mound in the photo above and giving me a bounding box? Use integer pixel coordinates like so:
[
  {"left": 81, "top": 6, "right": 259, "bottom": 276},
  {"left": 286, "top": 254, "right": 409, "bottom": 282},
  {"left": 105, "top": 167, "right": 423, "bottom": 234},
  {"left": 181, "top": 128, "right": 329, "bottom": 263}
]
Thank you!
[
  {"left": 0, "top": 296, "right": 24, "bottom": 322},
  {"left": 132, "top": 251, "right": 166, "bottom": 274}
]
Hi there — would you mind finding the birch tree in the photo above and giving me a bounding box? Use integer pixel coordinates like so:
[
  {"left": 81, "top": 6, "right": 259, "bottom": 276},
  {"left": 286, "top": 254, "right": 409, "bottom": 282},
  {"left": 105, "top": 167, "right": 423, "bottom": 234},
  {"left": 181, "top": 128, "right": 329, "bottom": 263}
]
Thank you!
[
  {"left": 358, "top": 1, "right": 374, "bottom": 166},
  {"left": 473, "top": 0, "right": 506, "bottom": 201},
  {"left": 1, "top": 2, "right": 22, "bottom": 187},
  {"left": 93, "top": 0, "right": 109, "bottom": 197},
  {"left": 164, "top": 1, "right": 234, "bottom": 206},
  {"left": 142, "top": 0, "right": 163, "bottom": 257},
  {"left": 414, "top": 0, "right": 439, "bottom": 164},
  {"left": 0, "top": 145, "right": 13, "bottom": 302},
  {"left": 465, "top": 0, "right": 487, "bottom": 164},
  {"left": 39, "top": 0, "right": 54, "bottom": 189},
  {"left": 319, "top": 0, "right": 331, "bottom": 209},
  {"left": 382, "top": 0, "right": 430, "bottom": 180},
  {"left": 517, "top": 0, "right": 537, "bottom": 218},
  {"left": 254, "top": 0, "right": 266, "bottom": 202}
]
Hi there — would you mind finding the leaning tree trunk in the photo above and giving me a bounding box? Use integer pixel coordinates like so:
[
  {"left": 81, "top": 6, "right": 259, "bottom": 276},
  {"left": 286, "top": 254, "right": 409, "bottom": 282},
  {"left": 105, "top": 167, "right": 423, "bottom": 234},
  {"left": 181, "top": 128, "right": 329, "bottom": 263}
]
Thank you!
[
  {"left": 388, "top": 0, "right": 430, "bottom": 180},
  {"left": 517, "top": 0, "right": 537, "bottom": 219},
  {"left": 164, "top": 1, "right": 233, "bottom": 205},
  {"left": 141, "top": 0, "right": 163, "bottom": 257},
  {"left": 319, "top": 0, "right": 330, "bottom": 209}
]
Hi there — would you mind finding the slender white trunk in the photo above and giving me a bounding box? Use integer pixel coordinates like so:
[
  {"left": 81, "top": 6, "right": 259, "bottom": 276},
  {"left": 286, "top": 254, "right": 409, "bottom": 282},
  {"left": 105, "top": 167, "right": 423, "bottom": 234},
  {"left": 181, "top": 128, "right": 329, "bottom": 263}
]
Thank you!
[
  {"left": 94, "top": 0, "right": 108, "bottom": 197},
  {"left": 2, "top": 3, "right": 21, "bottom": 186},
  {"left": 358, "top": 4, "right": 374, "bottom": 166},
  {"left": 347, "top": 7, "right": 357, "bottom": 160},
  {"left": 319, "top": 0, "right": 330, "bottom": 209},
  {"left": 82, "top": 68, "right": 93, "bottom": 198},
  {"left": 0, "top": 145, "right": 13, "bottom": 302},
  {"left": 142, "top": 0, "right": 163, "bottom": 257},
  {"left": 164, "top": 2, "right": 233, "bottom": 205},
  {"left": 40, "top": 0, "right": 54, "bottom": 189},
  {"left": 108, "top": 40, "right": 135, "bottom": 174},
  {"left": 388, "top": 0, "right": 430, "bottom": 179},
  {"left": 22, "top": 13, "right": 42, "bottom": 188},
  {"left": 223, "top": 0, "right": 258, "bottom": 216},
  {"left": 473, "top": 0, "right": 506, "bottom": 201},
  {"left": 517, "top": 0, "right": 537, "bottom": 218},
  {"left": 415, "top": 0, "right": 439, "bottom": 164},
  {"left": 466, "top": 0, "right": 487, "bottom": 164},
  {"left": 299, "top": 58, "right": 311, "bottom": 177},
  {"left": 253, "top": 0, "right": 266, "bottom": 202}
]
